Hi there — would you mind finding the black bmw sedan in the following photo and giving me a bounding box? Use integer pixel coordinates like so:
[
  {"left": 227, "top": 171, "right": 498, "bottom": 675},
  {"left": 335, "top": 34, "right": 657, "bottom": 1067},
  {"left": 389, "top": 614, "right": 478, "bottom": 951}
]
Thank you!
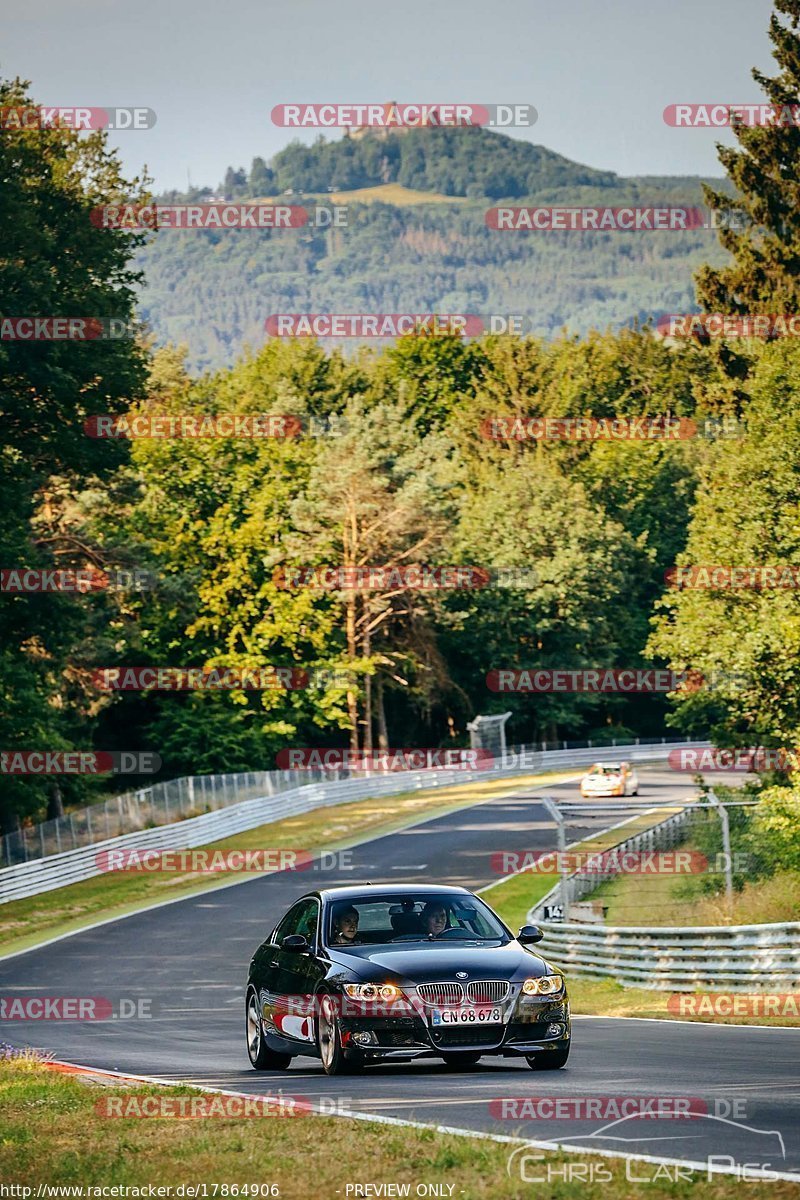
[{"left": 245, "top": 884, "right": 570, "bottom": 1074}]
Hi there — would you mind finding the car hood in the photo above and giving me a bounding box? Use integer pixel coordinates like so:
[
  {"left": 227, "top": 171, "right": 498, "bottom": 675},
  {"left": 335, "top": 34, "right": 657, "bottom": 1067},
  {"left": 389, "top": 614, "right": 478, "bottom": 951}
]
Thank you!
[{"left": 326, "top": 940, "right": 550, "bottom": 983}]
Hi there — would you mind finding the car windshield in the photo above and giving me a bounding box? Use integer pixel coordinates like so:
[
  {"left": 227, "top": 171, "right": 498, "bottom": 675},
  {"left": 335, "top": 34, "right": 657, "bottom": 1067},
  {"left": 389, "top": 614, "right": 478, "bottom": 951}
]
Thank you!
[
  {"left": 590, "top": 764, "right": 621, "bottom": 775},
  {"left": 325, "top": 893, "right": 509, "bottom": 946}
]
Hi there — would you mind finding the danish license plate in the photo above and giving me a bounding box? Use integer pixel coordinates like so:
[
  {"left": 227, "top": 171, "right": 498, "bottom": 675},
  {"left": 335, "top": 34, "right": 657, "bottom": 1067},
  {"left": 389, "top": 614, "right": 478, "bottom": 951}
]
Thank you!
[{"left": 431, "top": 1006, "right": 502, "bottom": 1026}]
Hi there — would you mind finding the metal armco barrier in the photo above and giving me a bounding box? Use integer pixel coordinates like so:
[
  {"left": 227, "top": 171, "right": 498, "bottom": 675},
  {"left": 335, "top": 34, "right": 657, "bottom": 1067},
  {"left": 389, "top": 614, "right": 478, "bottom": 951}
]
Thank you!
[
  {"left": 0, "top": 739, "right": 707, "bottom": 905},
  {"left": 0, "top": 767, "right": 473, "bottom": 905},
  {"left": 529, "top": 807, "right": 695, "bottom": 918},
  {"left": 0, "top": 735, "right": 705, "bottom": 867},
  {"left": 527, "top": 797, "right": 800, "bottom": 992},
  {"left": 538, "top": 920, "right": 800, "bottom": 992}
]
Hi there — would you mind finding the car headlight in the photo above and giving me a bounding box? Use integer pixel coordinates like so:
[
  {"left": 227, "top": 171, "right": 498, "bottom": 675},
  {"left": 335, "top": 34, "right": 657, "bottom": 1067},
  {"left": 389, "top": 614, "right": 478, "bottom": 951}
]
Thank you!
[
  {"left": 343, "top": 983, "right": 401, "bottom": 1000},
  {"left": 522, "top": 974, "right": 564, "bottom": 996}
]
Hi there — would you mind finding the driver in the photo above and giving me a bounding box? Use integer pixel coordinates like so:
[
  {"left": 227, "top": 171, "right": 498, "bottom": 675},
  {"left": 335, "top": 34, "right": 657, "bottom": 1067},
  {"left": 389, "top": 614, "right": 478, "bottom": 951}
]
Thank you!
[
  {"left": 331, "top": 904, "right": 361, "bottom": 945},
  {"left": 421, "top": 902, "right": 448, "bottom": 938}
]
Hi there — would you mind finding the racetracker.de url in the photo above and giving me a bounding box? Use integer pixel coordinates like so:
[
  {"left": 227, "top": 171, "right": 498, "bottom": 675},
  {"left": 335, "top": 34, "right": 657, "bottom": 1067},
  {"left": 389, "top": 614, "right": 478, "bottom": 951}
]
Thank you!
[{"left": 0, "top": 1187, "right": 280, "bottom": 1198}]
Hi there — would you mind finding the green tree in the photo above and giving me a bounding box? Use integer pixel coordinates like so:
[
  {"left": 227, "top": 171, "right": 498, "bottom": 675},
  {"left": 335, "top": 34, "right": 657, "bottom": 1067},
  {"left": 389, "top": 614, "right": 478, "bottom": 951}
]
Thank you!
[
  {"left": 0, "top": 75, "right": 147, "bottom": 831},
  {"left": 446, "top": 457, "right": 651, "bottom": 744},
  {"left": 89, "top": 342, "right": 364, "bottom": 773},
  {"left": 287, "top": 396, "right": 459, "bottom": 752},
  {"left": 696, "top": 0, "right": 800, "bottom": 313},
  {"left": 649, "top": 341, "right": 800, "bottom": 751},
  {"left": 249, "top": 156, "right": 274, "bottom": 195}
]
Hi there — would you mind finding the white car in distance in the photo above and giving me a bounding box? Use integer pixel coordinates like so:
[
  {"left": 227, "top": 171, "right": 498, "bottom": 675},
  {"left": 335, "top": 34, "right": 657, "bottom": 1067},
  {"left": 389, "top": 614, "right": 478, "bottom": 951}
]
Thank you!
[{"left": 580, "top": 761, "right": 639, "bottom": 798}]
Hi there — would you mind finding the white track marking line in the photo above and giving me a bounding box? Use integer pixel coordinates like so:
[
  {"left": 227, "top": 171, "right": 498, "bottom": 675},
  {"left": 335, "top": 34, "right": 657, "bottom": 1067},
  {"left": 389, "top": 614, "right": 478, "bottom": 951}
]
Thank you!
[{"left": 572, "top": 1015, "right": 800, "bottom": 1031}]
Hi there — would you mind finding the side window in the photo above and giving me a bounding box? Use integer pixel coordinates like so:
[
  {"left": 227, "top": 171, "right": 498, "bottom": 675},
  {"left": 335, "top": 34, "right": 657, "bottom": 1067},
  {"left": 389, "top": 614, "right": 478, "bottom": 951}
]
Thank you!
[
  {"left": 273, "top": 899, "right": 318, "bottom": 946},
  {"left": 294, "top": 899, "right": 319, "bottom": 945}
]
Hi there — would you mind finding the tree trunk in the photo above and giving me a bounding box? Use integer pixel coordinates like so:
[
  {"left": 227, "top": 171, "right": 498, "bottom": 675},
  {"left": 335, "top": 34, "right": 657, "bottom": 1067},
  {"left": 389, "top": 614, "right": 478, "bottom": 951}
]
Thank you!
[
  {"left": 363, "top": 617, "right": 373, "bottom": 755},
  {"left": 0, "top": 804, "right": 21, "bottom": 839},
  {"left": 47, "top": 782, "right": 65, "bottom": 820},
  {"left": 376, "top": 676, "right": 389, "bottom": 749},
  {"left": 345, "top": 593, "right": 359, "bottom": 753}
]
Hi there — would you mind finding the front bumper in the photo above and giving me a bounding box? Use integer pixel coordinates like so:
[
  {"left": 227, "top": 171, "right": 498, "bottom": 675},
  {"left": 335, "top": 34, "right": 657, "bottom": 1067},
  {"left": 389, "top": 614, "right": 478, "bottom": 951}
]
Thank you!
[{"left": 339, "top": 993, "right": 570, "bottom": 1059}]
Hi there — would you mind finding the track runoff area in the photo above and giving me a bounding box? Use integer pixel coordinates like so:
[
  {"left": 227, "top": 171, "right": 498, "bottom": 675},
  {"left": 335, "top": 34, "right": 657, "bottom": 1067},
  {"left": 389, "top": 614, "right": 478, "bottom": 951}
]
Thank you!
[{"left": 1, "top": 766, "right": 798, "bottom": 1184}]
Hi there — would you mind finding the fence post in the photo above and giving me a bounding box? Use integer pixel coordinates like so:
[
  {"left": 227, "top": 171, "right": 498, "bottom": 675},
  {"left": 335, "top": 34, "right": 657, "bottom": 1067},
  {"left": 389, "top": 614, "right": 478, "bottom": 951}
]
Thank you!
[
  {"left": 707, "top": 790, "right": 734, "bottom": 910},
  {"left": 86, "top": 806, "right": 93, "bottom": 843},
  {"left": 541, "top": 797, "right": 568, "bottom": 920},
  {"left": 187, "top": 776, "right": 195, "bottom": 814},
  {"left": 69, "top": 812, "right": 77, "bottom": 849}
]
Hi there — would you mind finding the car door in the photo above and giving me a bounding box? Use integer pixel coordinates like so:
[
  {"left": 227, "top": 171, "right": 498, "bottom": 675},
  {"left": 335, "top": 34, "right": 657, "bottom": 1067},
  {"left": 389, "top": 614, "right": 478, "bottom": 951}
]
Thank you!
[
  {"left": 258, "top": 900, "right": 314, "bottom": 1046},
  {"left": 270, "top": 897, "right": 324, "bottom": 1047}
]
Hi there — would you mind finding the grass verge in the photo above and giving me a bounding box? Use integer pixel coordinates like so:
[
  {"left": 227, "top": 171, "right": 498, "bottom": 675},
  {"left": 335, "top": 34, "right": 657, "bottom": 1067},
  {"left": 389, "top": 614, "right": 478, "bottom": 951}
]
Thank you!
[
  {"left": 0, "top": 770, "right": 566, "bottom": 960},
  {"left": 590, "top": 848, "right": 800, "bottom": 927},
  {"left": 566, "top": 977, "right": 800, "bottom": 1027},
  {"left": 483, "top": 810, "right": 800, "bottom": 1028},
  {"left": 481, "top": 805, "right": 684, "bottom": 931},
  {"left": 2, "top": 1057, "right": 796, "bottom": 1198}
]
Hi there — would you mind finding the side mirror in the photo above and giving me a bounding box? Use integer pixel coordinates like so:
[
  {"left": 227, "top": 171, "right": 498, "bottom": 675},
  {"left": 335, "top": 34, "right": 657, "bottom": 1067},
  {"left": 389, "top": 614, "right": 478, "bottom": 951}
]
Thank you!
[
  {"left": 518, "top": 925, "right": 544, "bottom": 945},
  {"left": 281, "top": 934, "right": 309, "bottom": 953}
]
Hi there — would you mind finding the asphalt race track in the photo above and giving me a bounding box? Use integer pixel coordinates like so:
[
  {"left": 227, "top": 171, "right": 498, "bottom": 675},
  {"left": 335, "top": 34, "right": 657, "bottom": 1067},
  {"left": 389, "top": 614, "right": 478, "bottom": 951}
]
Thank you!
[{"left": 2, "top": 768, "right": 799, "bottom": 1179}]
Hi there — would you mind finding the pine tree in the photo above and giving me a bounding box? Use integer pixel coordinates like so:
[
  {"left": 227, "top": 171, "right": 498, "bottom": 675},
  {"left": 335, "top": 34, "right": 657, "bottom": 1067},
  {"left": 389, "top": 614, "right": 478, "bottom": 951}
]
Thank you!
[
  {"left": 696, "top": 0, "right": 800, "bottom": 312},
  {"left": 249, "top": 156, "right": 274, "bottom": 195}
]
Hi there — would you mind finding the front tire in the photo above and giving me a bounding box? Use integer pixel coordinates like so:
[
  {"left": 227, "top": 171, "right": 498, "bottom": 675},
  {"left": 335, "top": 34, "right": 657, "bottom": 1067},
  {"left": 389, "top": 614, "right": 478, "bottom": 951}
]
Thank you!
[
  {"left": 316, "top": 992, "right": 364, "bottom": 1076},
  {"left": 246, "top": 987, "right": 292, "bottom": 1071},
  {"left": 526, "top": 1043, "right": 570, "bottom": 1070}
]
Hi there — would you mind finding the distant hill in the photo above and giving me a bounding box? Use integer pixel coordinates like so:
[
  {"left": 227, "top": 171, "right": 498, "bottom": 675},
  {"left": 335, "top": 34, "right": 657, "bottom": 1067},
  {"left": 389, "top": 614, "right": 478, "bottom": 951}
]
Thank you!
[
  {"left": 267, "top": 126, "right": 621, "bottom": 198},
  {"left": 138, "top": 127, "right": 730, "bottom": 372}
]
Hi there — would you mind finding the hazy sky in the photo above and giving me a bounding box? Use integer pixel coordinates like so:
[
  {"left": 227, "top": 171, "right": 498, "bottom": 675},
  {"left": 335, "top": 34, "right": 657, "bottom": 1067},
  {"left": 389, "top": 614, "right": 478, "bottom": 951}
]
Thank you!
[{"left": 4, "top": 0, "right": 776, "bottom": 192}]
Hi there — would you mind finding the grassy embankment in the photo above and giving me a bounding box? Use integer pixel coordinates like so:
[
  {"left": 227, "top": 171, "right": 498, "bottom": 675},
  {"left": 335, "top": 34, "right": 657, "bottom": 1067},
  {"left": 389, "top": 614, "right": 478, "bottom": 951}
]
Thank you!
[
  {"left": 2, "top": 1055, "right": 796, "bottom": 1199},
  {"left": 484, "top": 820, "right": 800, "bottom": 1027}
]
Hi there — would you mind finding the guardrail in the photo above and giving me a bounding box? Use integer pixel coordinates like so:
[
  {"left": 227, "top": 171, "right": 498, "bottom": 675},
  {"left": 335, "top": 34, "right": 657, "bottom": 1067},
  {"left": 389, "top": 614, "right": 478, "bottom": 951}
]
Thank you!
[
  {"left": 527, "top": 795, "right": 800, "bottom": 991},
  {"left": 538, "top": 921, "right": 800, "bottom": 992},
  {"left": 0, "top": 739, "right": 708, "bottom": 905},
  {"left": 529, "top": 806, "right": 696, "bottom": 919},
  {"left": 0, "top": 734, "right": 700, "bottom": 868},
  {"left": 0, "top": 766, "right": 475, "bottom": 905}
]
